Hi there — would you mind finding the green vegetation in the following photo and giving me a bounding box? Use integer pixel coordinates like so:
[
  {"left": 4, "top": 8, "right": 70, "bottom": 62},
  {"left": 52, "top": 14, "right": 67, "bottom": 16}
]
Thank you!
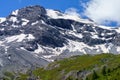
[{"left": 3, "top": 53, "right": 120, "bottom": 80}]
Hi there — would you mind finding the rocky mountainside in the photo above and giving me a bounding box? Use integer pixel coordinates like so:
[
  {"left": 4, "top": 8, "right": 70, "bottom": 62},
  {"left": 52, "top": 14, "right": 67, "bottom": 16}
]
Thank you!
[{"left": 0, "top": 5, "right": 120, "bottom": 73}]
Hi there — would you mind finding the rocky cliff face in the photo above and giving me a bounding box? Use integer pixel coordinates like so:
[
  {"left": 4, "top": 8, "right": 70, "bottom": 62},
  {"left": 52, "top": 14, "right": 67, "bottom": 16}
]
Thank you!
[{"left": 0, "top": 5, "right": 120, "bottom": 72}]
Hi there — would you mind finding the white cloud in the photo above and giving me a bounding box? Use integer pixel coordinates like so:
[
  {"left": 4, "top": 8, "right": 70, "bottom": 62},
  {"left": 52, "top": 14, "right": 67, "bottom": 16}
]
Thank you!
[
  {"left": 65, "top": 8, "right": 81, "bottom": 18},
  {"left": 83, "top": 0, "right": 120, "bottom": 26}
]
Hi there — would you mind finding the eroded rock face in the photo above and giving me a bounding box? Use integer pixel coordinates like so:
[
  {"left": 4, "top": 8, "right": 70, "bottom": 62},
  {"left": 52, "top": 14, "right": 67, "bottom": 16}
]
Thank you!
[
  {"left": 16, "top": 5, "right": 46, "bottom": 20},
  {"left": 113, "top": 33, "right": 120, "bottom": 46}
]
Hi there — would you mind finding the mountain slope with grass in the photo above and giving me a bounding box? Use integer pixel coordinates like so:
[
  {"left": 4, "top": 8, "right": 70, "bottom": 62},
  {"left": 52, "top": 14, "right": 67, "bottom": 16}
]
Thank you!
[{"left": 3, "top": 53, "right": 120, "bottom": 80}]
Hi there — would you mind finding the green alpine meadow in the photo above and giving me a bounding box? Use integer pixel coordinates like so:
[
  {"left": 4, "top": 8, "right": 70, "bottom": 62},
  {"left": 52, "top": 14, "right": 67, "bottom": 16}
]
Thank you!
[{"left": 3, "top": 53, "right": 120, "bottom": 80}]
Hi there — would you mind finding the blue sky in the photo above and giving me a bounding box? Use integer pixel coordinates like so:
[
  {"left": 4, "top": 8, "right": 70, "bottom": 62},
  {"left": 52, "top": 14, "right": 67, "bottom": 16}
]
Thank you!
[
  {"left": 0, "top": 0, "right": 119, "bottom": 27},
  {"left": 0, "top": 0, "right": 84, "bottom": 17}
]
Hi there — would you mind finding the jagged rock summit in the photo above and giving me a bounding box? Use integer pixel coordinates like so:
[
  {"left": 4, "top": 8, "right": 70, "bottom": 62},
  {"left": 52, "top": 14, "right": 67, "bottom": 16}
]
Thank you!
[{"left": 0, "top": 5, "right": 120, "bottom": 72}]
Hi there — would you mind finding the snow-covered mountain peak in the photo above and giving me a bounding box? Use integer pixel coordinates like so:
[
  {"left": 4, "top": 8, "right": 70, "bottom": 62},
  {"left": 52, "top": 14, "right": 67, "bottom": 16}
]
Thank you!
[{"left": 0, "top": 5, "right": 120, "bottom": 72}]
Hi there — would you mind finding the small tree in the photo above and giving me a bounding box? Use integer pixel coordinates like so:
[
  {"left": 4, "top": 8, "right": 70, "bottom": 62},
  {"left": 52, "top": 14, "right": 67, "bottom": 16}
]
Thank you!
[
  {"left": 101, "top": 66, "right": 107, "bottom": 76},
  {"left": 92, "top": 70, "right": 99, "bottom": 80},
  {"left": 107, "top": 68, "right": 111, "bottom": 73},
  {"left": 85, "top": 77, "right": 89, "bottom": 80}
]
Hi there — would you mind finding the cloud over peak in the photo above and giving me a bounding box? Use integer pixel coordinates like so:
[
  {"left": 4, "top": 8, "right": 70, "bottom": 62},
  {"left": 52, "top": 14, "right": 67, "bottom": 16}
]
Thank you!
[
  {"left": 65, "top": 8, "right": 80, "bottom": 17},
  {"left": 83, "top": 0, "right": 120, "bottom": 26}
]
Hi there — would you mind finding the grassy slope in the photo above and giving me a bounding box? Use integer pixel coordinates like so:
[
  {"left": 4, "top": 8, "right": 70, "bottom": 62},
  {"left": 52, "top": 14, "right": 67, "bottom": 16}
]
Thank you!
[{"left": 4, "top": 53, "right": 120, "bottom": 80}]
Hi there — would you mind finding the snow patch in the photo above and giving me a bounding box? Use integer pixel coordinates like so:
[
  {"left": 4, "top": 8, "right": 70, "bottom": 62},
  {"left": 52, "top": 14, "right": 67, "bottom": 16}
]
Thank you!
[
  {"left": 115, "top": 27, "right": 120, "bottom": 33},
  {"left": 9, "top": 16, "right": 17, "bottom": 22},
  {"left": 11, "top": 10, "right": 18, "bottom": 15},
  {"left": 0, "top": 28, "right": 4, "bottom": 31},
  {"left": 0, "top": 59, "right": 3, "bottom": 66},
  {"left": 41, "top": 20, "right": 45, "bottom": 24},
  {"left": 5, "top": 34, "right": 35, "bottom": 43},
  {"left": 92, "top": 35, "right": 99, "bottom": 39},
  {"left": 0, "top": 17, "right": 6, "bottom": 23},
  {"left": 4, "top": 46, "right": 9, "bottom": 54},
  {"left": 21, "top": 18, "right": 29, "bottom": 26},
  {"left": 67, "top": 31, "right": 83, "bottom": 38},
  {"left": 34, "top": 44, "right": 44, "bottom": 54},
  {"left": 71, "top": 25, "right": 76, "bottom": 31},
  {"left": 27, "top": 34, "right": 35, "bottom": 40},
  {"left": 99, "top": 25, "right": 113, "bottom": 30},
  {"left": 46, "top": 9, "right": 94, "bottom": 24},
  {"left": 5, "top": 34, "right": 26, "bottom": 43},
  {"left": 41, "top": 56, "right": 54, "bottom": 62},
  {"left": 20, "top": 47, "right": 26, "bottom": 50},
  {"left": 31, "top": 21, "right": 39, "bottom": 25},
  {"left": 117, "top": 46, "right": 120, "bottom": 52}
]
